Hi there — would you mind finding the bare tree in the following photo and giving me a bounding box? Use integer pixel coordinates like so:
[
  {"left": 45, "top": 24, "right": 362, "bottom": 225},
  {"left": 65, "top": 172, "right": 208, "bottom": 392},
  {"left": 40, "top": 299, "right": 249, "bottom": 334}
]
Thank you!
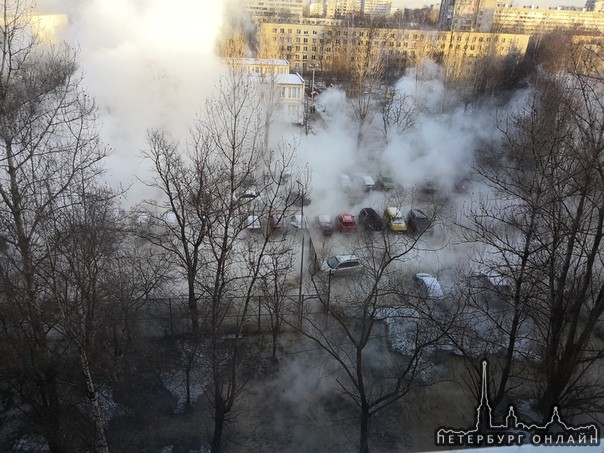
[
  {"left": 460, "top": 70, "right": 604, "bottom": 416},
  {"left": 140, "top": 131, "right": 208, "bottom": 334},
  {"left": 0, "top": 2, "right": 108, "bottom": 449},
  {"left": 379, "top": 87, "right": 415, "bottom": 145},
  {"left": 256, "top": 238, "right": 296, "bottom": 358},
  {"left": 143, "top": 62, "right": 305, "bottom": 451},
  {"left": 300, "top": 195, "right": 451, "bottom": 453}
]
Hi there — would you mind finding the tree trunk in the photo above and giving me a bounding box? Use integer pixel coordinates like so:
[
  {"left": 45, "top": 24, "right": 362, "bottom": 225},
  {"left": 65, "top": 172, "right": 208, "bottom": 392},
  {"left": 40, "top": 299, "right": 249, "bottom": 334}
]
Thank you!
[
  {"left": 359, "top": 404, "right": 370, "bottom": 453},
  {"left": 43, "top": 368, "right": 65, "bottom": 453},
  {"left": 78, "top": 348, "right": 109, "bottom": 453},
  {"left": 188, "top": 279, "right": 199, "bottom": 334},
  {"left": 211, "top": 396, "right": 226, "bottom": 453},
  {"left": 185, "top": 367, "right": 191, "bottom": 411}
]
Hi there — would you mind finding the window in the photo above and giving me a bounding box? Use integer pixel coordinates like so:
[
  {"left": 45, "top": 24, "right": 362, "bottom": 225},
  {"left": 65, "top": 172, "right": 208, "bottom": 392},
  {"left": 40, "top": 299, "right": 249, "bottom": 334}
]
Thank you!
[{"left": 303, "top": 38, "right": 308, "bottom": 43}]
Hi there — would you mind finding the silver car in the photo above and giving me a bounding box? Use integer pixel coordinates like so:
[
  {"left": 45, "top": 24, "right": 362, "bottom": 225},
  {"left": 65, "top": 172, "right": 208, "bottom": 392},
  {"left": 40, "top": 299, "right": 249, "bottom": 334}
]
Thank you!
[
  {"left": 320, "top": 254, "right": 362, "bottom": 275},
  {"left": 413, "top": 273, "right": 444, "bottom": 299}
]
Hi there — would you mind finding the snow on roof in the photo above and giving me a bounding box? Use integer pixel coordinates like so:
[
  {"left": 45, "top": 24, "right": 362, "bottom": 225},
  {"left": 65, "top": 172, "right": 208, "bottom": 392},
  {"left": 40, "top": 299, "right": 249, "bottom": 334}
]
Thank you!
[{"left": 275, "top": 73, "right": 304, "bottom": 85}]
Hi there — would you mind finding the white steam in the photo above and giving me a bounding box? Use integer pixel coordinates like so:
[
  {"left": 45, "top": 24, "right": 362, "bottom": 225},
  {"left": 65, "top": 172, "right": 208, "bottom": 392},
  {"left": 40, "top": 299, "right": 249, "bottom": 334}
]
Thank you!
[{"left": 38, "top": 0, "right": 225, "bottom": 201}]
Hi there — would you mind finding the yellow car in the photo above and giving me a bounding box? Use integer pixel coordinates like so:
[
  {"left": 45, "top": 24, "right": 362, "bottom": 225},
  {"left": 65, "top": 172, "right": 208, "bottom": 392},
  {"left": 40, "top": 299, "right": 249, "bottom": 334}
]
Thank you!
[{"left": 384, "top": 207, "right": 408, "bottom": 232}]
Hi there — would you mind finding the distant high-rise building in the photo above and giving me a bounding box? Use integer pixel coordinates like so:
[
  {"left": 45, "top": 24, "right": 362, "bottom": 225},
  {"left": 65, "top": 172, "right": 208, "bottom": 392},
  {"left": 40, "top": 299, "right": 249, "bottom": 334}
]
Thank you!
[
  {"left": 242, "top": 0, "right": 305, "bottom": 21},
  {"left": 440, "top": 0, "right": 604, "bottom": 33},
  {"left": 443, "top": 0, "right": 497, "bottom": 31},
  {"left": 326, "top": 0, "right": 362, "bottom": 17},
  {"left": 362, "top": 0, "right": 392, "bottom": 16}
]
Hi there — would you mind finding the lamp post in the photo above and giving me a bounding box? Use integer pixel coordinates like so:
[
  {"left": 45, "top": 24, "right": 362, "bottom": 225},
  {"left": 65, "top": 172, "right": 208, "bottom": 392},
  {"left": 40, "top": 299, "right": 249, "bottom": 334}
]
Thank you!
[
  {"left": 311, "top": 65, "right": 316, "bottom": 106},
  {"left": 296, "top": 179, "right": 304, "bottom": 328}
]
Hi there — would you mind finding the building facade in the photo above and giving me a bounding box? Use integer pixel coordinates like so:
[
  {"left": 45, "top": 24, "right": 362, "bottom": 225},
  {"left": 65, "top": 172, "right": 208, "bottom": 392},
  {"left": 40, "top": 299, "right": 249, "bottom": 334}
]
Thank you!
[
  {"left": 492, "top": 5, "right": 604, "bottom": 34},
  {"left": 261, "top": 21, "right": 530, "bottom": 73},
  {"left": 241, "top": 0, "right": 305, "bottom": 21},
  {"left": 231, "top": 58, "right": 305, "bottom": 124},
  {"left": 440, "top": 0, "right": 604, "bottom": 34}
]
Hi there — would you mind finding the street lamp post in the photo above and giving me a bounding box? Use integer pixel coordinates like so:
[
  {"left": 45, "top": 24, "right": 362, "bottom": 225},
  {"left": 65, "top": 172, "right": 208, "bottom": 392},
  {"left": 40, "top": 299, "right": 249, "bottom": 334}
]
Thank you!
[
  {"left": 296, "top": 180, "right": 304, "bottom": 328},
  {"left": 311, "top": 66, "right": 316, "bottom": 106}
]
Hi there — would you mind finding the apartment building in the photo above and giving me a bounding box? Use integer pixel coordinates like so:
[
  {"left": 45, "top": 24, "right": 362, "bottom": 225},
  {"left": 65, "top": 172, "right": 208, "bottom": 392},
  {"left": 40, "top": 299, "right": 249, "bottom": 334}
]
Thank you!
[
  {"left": 362, "top": 0, "right": 393, "bottom": 16},
  {"left": 442, "top": 0, "right": 498, "bottom": 31},
  {"left": 242, "top": 0, "right": 304, "bottom": 21},
  {"left": 261, "top": 21, "right": 530, "bottom": 73},
  {"left": 441, "top": 0, "right": 604, "bottom": 34},
  {"left": 492, "top": 5, "right": 604, "bottom": 34},
  {"left": 326, "top": 0, "right": 362, "bottom": 17}
]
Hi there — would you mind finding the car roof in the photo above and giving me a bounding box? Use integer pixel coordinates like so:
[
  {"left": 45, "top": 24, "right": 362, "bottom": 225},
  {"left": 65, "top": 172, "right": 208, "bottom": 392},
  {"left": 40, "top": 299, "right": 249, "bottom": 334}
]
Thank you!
[
  {"left": 318, "top": 214, "right": 331, "bottom": 222},
  {"left": 410, "top": 208, "right": 428, "bottom": 218},
  {"left": 361, "top": 207, "right": 378, "bottom": 216},
  {"left": 386, "top": 207, "right": 402, "bottom": 216},
  {"left": 334, "top": 254, "right": 359, "bottom": 262},
  {"left": 339, "top": 213, "right": 354, "bottom": 221},
  {"left": 415, "top": 273, "right": 444, "bottom": 296}
]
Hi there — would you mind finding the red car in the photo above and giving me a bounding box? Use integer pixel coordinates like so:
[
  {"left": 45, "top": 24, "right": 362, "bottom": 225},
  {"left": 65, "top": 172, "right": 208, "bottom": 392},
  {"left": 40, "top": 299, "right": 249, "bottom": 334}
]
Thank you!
[{"left": 336, "top": 213, "right": 357, "bottom": 233}]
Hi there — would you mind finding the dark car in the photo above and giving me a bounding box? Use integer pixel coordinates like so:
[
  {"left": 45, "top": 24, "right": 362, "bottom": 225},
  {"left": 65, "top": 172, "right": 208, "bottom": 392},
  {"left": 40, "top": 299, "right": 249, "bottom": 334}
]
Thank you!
[
  {"left": 314, "top": 215, "right": 334, "bottom": 235},
  {"left": 269, "top": 214, "right": 287, "bottom": 232},
  {"left": 358, "top": 208, "right": 384, "bottom": 231},
  {"left": 375, "top": 172, "right": 396, "bottom": 191},
  {"left": 336, "top": 213, "right": 357, "bottom": 233},
  {"left": 406, "top": 208, "right": 430, "bottom": 234},
  {"left": 286, "top": 190, "right": 312, "bottom": 207}
]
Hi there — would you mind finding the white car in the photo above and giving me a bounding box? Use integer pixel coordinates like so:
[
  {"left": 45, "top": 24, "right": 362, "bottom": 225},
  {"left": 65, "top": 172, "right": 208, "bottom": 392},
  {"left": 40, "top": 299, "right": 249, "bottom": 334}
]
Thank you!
[
  {"left": 340, "top": 174, "right": 352, "bottom": 191},
  {"left": 244, "top": 215, "right": 261, "bottom": 232},
  {"left": 290, "top": 213, "right": 309, "bottom": 229},
  {"left": 353, "top": 174, "right": 375, "bottom": 191},
  {"left": 320, "top": 254, "right": 362, "bottom": 275},
  {"left": 413, "top": 273, "right": 444, "bottom": 300}
]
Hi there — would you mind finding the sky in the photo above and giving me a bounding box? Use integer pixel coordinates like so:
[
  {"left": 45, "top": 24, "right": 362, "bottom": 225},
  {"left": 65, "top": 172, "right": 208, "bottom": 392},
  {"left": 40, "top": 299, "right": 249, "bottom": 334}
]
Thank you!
[{"left": 35, "top": 0, "right": 226, "bottom": 202}]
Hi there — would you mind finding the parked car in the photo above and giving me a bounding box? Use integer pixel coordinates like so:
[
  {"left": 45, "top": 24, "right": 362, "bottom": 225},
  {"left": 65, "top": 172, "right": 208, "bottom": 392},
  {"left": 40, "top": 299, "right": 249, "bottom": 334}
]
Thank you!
[
  {"left": 353, "top": 173, "right": 375, "bottom": 192},
  {"left": 419, "top": 178, "right": 437, "bottom": 195},
  {"left": 336, "top": 213, "right": 357, "bottom": 233},
  {"left": 286, "top": 190, "right": 311, "bottom": 207},
  {"left": 320, "top": 254, "right": 362, "bottom": 275},
  {"left": 269, "top": 214, "right": 287, "bottom": 232},
  {"left": 384, "top": 207, "right": 408, "bottom": 232},
  {"left": 406, "top": 208, "right": 430, "bottom": 234},
  {"left": 244, "top": 215, "right": 261, "bottom": 232},
  {"left": 468, "top": 271, "right": 511, "bottom": 307},
  {"left": 235, "top": 188, "right": 263, "bottom": 207},
  {"left": 340, "top": 174, "right": 352, "bottom": 192},
  {"left": 290, "top": 213, "right": 309, "bottom": 229},
  {"left": 413, "top": 273, "right": 444, "bottom": 300},
  {"left": 375, "top": 172, "right": 396, "bottom": 191},
  {"left": 358, "top": 207, "right": 384, "bottom": 231},
  {"left": 314, "top": 215, "right": 334, "bottom": 235}
]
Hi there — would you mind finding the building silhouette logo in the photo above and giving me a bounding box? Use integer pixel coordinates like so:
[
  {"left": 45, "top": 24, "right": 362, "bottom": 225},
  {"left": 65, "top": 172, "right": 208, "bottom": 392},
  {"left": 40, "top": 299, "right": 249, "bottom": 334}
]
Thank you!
[{"left": 435, "top": 359, "right": 600, "bottom": 447}]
